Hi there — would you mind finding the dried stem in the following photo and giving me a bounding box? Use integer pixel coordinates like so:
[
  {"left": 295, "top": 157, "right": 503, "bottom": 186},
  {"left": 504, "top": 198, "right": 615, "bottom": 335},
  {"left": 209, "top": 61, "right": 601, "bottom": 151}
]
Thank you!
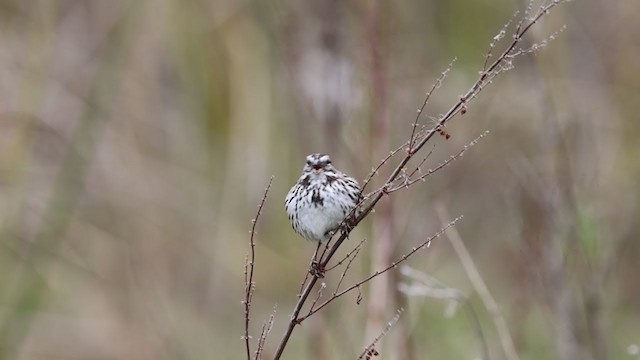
[
  {"left": 358, "top": 309, "right": 404, "bottom": 360},
  {"left": 406, "top": 144, "right": 436, "bottom": 179},
  {"left": 483, "top": 11, "right": 519, "bottom": 72},
  {"left": 255, "top": 306, "right": 277, "bottom": 360},
  {"left": 324, "top": 238, "right": 366, "bottom": 272},
  {"left": 332, "top": 241, "right": 364, "bottom": 294},
  {"left": 243, "top": 176, "right": 274, "bottom": 360},
  {"left": 300, "top": 217, "right": 461, "bottom": 321},
  {"left": 272, "top": 2, "right": 566, "bottom": 357},
  {"left": 309, "top": 282, "right": 327, "bottom": 313},
  {"left": 297, "top": 255, "right": 315, "bottom": 298},
  {"left": 409, "top": 58, "right": 456, "bottom": 152},
  {"left": 362, "top": 141, "right": 409, "bottom": 192},
  {"left": 388, "top": 131, "right": 489, "bottom": 193}
]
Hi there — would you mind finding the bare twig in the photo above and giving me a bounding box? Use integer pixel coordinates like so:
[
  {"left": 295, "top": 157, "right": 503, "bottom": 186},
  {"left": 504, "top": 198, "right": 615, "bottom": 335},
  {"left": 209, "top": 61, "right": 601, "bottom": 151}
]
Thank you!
[
  {"left": 272, "top": 2, "right": 567, "bottom": 357},
  {"left": 483, "top": 11, "right": 519, "bottom": 72},
  {"left": 333, "top": 242, "right": 364, "bottom": 294},
  {"left": 300, "top": 217, "right": 462, "bottom": 321},
  {"left": 297, "top": 255, "right": 315, "bottom": 298},
  {"left": 254, "top": 306, "right": 277, "bottom": 360},
  {"left": 388, "top": 131, "right": 489, "bottom": 193},
  {"left": 362, "top": 141, "right": 409, "bottom": 192},
  {"left": 309, "top": 282, "right": 327, "bottom": 313},
  {"left": 358, "top": 309, "right": 404, "bottom": 360},
  {"left": 406, "top": 144, "right": 436, "bottom": 180},
  {"left": 409, "top": 58, "right": 457, "bottom": 152},
  {"left": 243, "top": 176, "right": 274, "bottom": 359},
  {"left": 317, "top": 235, "right": 335, "bottom": 267},
  {"left": 325, "top": 238, "right": 366, "bottom": 272}
]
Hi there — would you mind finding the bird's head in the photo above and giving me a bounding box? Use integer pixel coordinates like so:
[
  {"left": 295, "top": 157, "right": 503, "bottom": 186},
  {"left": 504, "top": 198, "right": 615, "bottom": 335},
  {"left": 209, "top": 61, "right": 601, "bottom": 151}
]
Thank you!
[{"left": 303, "top": 153, "right": 335, "bottom": 174}]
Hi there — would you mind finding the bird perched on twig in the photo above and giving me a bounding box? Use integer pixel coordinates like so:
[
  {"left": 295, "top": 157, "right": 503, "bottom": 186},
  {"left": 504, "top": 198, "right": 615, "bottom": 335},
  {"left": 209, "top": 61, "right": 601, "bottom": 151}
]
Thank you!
[{"left": 285, "top": 153, "right": 361, "bottom": 243}]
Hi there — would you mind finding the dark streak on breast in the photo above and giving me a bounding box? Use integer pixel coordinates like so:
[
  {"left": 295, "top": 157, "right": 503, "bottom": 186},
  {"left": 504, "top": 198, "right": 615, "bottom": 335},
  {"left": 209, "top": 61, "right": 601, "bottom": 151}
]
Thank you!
[{"left": 311, "top": 191, "right": 324, "bottom": 206}]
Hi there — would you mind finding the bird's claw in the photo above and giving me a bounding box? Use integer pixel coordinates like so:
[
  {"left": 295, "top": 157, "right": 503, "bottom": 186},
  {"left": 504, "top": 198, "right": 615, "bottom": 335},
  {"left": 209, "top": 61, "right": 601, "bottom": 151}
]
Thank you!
[{"left": 309, "top": 261, "right": 325, "bottom": 278}]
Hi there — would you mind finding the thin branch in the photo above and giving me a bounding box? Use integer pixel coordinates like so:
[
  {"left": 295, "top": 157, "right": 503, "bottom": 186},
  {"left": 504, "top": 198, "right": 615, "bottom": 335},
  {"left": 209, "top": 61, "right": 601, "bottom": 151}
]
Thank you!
[
  {"left": 388, "top": 131, "right": 489, "bottom": 193},
  {"left": 357, "top": 309, "right": 404, "bottom": 360},
  {"left": 409, "top": 58, "right": 456, "bottom": 152},
  {"left": 317, "top": 235, "right": 335, "bottom": 266},
  {"left": 254, "top": 305, "right": 277, "bottom": 360},
  {"left": 243, "top": 176, "right": 274, "bottom": 360},
  {"left": 272, "top": 2, "right": 567, "bottom": 357},
  {"left": 309, "top": 282, "right": 327, "bottom": 313},
  {"left": 274, "top": 272, "right": 319, "bottom": 358},
  {"left": 365, "top": 0, "right": 565, "bottom": 266},
  {"left": 362, "top": 141, "right": 409, "bottom": 192},
  {"left": 297, "top": 254, "right": 315, "bottom": 298},
  {"left": 406, "top": 144, "right": 436, "bottom": 180},
  {"left": 298, "top": 241, "right": 324, "bottom": 297},
  {"left": 510, "top": 25, "right": 567, "bottom": 58},
  {"left": 483, "top": 11, "right": 519, "bottom": 72},
  {"left": 325, "top": 238, "right": 367, "bottom": 272},
  {"left": 300, "top": 217, "right": 462, "bottom": 321},
  {"left": 333, "top": 242, "right": 364, "bottom": 295}
]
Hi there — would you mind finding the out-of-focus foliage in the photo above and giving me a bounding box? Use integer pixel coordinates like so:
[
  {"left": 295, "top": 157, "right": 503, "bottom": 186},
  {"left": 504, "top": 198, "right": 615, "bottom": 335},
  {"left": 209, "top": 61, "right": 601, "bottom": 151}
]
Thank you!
[{"left": 0, "top": 0, "right": 637, "bottom": 359}]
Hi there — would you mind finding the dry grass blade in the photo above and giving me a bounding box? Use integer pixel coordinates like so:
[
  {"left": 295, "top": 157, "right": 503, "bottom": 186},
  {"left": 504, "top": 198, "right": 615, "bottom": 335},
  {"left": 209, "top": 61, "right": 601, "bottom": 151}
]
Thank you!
[{"left": 436, "top": 204, "right": 520, "bottom": 360}]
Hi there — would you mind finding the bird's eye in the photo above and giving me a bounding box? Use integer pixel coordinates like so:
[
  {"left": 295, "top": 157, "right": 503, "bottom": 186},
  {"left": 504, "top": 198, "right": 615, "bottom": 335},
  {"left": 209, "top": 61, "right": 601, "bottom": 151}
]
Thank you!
[
  {"left": 326, "top": 160, "right": 332, "bottom": 164},
  {"left": 306, "top": 161, "right": 312, "bottom": 165}
]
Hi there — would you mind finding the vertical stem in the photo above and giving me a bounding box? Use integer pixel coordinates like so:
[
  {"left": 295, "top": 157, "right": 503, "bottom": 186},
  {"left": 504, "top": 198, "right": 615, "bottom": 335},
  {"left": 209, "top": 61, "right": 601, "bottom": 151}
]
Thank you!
[
  {"left": 273, "top": 276, "right": 320, "bottom": 359},
  {"left": 363, "top": 0, "right": 395, "bottom": 357}
]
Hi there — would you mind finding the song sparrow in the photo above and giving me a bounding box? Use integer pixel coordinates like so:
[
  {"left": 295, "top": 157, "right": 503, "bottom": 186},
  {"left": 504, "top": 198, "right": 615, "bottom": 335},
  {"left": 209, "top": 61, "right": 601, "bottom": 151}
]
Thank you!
[{"left": 285, "top": 154, "right": 362, "bottom": 243}]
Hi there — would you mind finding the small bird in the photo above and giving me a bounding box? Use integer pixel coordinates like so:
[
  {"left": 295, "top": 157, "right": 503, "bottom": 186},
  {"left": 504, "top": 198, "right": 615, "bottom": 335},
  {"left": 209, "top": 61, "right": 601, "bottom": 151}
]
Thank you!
[{"left": 285, "top": 154, "right": 362, "bottom": 243}]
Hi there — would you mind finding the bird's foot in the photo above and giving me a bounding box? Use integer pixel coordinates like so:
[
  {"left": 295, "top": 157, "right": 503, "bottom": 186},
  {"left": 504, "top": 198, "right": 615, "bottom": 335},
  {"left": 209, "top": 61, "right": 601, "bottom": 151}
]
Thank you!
[{"left": 309, "top": 261, "right": 325, "bottom": 278}]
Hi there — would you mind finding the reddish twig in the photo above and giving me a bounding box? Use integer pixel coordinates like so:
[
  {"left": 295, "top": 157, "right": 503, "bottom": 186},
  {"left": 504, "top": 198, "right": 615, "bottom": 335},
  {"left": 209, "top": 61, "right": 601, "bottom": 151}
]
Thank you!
[
  {"left": 332, "top": 241, "right": 364, "bottom": 295},
  {"left": 243, "top": 176, "right": 274, "bottom": 359},
  {"left": 409, "top": 58, "right": 457, "bottom": 152}
]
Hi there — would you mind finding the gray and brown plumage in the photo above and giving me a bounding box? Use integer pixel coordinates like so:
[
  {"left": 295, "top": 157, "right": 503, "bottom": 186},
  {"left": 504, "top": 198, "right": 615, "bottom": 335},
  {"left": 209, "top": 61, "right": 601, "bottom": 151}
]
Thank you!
[{"left": 285, "top": 154, "right": 361, "bottom": 242}]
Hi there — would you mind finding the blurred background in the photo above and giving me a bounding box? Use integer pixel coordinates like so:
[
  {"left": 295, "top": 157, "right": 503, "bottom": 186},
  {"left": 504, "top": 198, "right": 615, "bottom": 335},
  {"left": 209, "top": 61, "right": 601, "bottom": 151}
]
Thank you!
[{"left": 0, "top": 0, "right": 638, "bottom": 359}]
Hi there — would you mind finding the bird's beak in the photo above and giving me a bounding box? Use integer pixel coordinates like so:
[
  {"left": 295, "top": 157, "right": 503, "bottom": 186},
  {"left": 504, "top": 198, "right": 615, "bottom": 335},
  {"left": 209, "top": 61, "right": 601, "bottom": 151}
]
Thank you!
[{"left": 312, "top": 164, "right": 322, "bottom": 170}]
